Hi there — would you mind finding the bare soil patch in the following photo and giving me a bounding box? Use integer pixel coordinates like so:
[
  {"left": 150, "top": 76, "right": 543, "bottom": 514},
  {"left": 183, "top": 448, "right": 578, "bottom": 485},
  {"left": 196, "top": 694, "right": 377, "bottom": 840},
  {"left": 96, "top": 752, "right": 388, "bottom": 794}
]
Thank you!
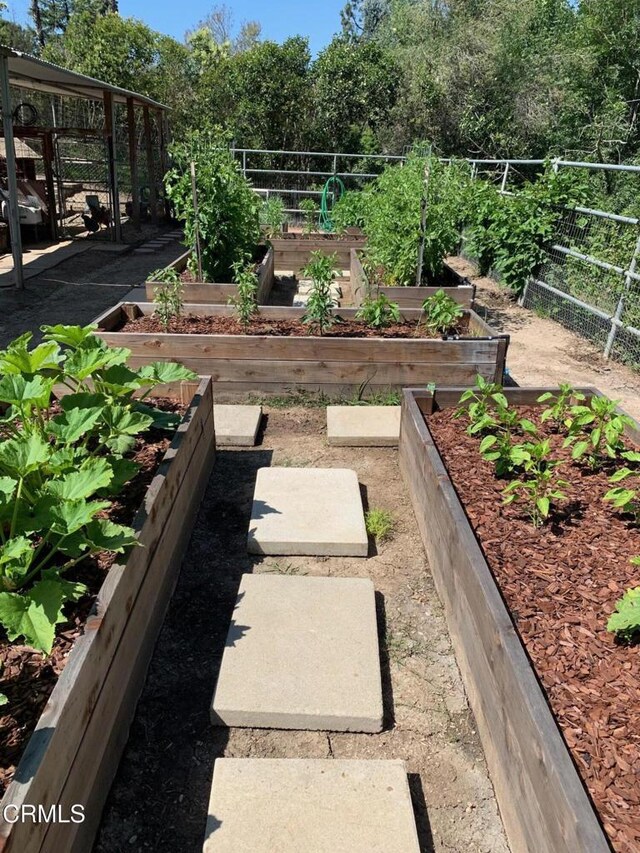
[
  {"left": 119, "top": 314, "right": 468, "bottom": 338},
  {"left": 94, "top": 407, "right": 508, "bottom": 853},
  {"left": 447, "top": 255, "right": 640, "bottom": 422},
  {"left": 426, "top": 405, "right": 640, "bottom": 852}
]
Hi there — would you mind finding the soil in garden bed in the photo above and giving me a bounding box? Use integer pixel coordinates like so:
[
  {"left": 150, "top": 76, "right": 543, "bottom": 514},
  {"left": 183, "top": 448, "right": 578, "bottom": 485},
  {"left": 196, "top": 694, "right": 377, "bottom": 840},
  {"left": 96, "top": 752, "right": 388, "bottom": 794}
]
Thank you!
[
  {"left": 0, "top": 397, "right": 186, "bottom": 798},
  {"left": 425, "top": 405, "right": 640, "bottom": 853},
  {"left": 118, "top": 313, "right": 469, "bottom": 338}
]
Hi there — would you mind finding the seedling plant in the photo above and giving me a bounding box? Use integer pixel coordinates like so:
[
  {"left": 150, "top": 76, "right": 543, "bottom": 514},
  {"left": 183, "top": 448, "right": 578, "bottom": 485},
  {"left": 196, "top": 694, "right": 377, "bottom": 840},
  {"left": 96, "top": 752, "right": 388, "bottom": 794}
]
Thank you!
[
  {"left": 356, "top": 294, "right": 401, "bottom": 329},
  {"left": 608, "top": 581, "right": 640, "bottom": 643},
  {"left": 563, "top": 394, "right": 638, "bottom": 467},
  {"left": 260, "top": 196, "right": 286, "bottom": 239},
  {"left": 365, "top": 508, "right": 395, "bottom": 543},
  {"left": 502, "top": 439, "right": 569, "bottom": 526},
  {"left": 0, "top": 325, "right": 195, "bottom": 654},
  {"left": 230, "top": 257, "right": 259, "bottom": 331},
  {"left": 153, "top": 271, "right": 184, "bottom": 332},
  {"left": 422, "top": 290, "right": 463, "bottom": 335},
  {"left": 299, "top": 198, "right": 319, "bottom": 234},
  {"left": 301, "top": 251, "right": 339, "bottom": 336}
]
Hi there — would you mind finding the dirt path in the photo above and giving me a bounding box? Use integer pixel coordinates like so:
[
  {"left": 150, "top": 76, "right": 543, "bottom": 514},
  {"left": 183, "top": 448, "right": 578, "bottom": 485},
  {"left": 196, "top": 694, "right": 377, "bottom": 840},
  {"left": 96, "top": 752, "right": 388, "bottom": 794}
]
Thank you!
[
  {"left": 94, "top": 407, "right": 509, "bottom": 853},
  {"left": 447, "top": 256, "right": 640, "bottom": 421}
]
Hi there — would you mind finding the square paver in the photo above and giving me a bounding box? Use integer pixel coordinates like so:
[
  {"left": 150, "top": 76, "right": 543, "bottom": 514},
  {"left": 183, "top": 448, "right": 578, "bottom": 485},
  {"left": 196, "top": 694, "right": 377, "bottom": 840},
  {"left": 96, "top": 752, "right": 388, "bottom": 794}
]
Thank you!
[
  {"left": 247, "top": 467, "right": 368, "bottom": 556},
  {"left": 203, "top": 759, "right": 420, "bottom": 853},
  {"left": 210, "top": 574, "right": 383, "bottom": 731},
  {"left": 214, "top": 405, "right": 262, "bottom": 446},
  {"left": 327, "top": 406, "right": 401, "bottom": 447}
]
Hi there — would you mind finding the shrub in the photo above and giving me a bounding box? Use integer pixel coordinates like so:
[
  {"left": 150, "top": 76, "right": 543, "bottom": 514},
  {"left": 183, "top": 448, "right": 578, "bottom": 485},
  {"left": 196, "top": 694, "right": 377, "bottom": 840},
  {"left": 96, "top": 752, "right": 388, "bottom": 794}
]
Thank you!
[
  {"left": 164, "top": 131, "right": 260, "bottom": 282},
  {"left": 331, "top": 188, "right": 371, "bottom": 233},
  {"left": 356, "top": 294, "right": 401, "bottom": 329},
  {"left": 361, "top": 155, "right": 468, "bottom": 285}
]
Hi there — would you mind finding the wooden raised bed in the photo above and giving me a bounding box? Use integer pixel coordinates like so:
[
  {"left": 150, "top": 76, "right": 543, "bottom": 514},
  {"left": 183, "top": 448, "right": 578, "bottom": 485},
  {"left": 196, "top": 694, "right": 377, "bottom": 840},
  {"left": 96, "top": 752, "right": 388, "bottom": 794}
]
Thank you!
[
  {"left": 92, "top": 303, "right": 510, "bottom": 397},
  {"left": 270, "top": 232, "right": 366, "bottom": 275},
  {"left": 350, "top": 250, "right": 476, "bottom": 309},
  {"left": 0, "top": 378, "right": 215, "bottom": 853},
  {"left": 399, "top": 386, "right": 623, "bottom": 853},
  {"left": 145, "top": 247, "right": 275, "bottom": 305}
]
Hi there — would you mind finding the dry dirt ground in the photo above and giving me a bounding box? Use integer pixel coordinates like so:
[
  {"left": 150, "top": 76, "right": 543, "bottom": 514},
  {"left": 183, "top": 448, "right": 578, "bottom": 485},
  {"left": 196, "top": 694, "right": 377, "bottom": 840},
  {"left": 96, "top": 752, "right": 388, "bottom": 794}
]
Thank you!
[
  {"left": 94, "top": 407, "right": 510, "bottom": 853},
  {"left": 447, "top": 256, "right": 640, "bottom": 421}
]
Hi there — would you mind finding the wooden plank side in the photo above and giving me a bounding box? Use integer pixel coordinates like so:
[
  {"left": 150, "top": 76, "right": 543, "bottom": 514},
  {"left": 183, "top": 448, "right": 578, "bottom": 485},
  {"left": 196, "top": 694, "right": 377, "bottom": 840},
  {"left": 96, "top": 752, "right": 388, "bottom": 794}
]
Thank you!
[
  {"left": 96, "top": 331, "right": 500, "bottom": 364},
  {"left": 399, "top": 390, "right": 610, "bottom": 853},
  {"left": 125, "top": 357, "right": 498, "bottom": 387},
  {"left": 0, "top": 379, "right": 214, "bottom": 853},
  {"left": 51, "top": 405, "right": 216, "bottom": 853}
]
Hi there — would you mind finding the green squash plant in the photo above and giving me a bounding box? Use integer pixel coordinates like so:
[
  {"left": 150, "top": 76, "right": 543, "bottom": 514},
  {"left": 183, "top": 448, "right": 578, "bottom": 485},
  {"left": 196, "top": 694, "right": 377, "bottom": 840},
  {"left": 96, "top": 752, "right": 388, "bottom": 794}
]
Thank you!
[{"left": 0, "top": 325, "right": 195, "bottom": 655}]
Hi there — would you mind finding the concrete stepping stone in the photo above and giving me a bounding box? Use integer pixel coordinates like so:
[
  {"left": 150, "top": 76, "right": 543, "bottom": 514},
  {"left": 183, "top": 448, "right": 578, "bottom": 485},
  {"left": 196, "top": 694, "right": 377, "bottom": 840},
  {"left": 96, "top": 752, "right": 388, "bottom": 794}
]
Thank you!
[
  {"left": 210, "top": 574, "right": 383, "bottom": 732},
  {"left": 247, "top": 467, "right": 368, "bottom": 556},
  {"left": 203, "top": 758, "right": 420, "bottom": 853},
  {"left": 214, "top": 404, "right": 262, "bottom": 446},
  {"left": 327, "top": 406, "right": 401, "bottom": 447}
]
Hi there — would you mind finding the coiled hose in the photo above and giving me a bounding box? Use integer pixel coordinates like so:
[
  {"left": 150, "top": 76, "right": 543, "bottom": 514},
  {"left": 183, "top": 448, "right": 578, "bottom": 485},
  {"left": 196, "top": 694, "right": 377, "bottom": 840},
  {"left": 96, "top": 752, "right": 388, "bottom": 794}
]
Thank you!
[{"left": 319, "top": 175, "right": 346, "bottom": 232}]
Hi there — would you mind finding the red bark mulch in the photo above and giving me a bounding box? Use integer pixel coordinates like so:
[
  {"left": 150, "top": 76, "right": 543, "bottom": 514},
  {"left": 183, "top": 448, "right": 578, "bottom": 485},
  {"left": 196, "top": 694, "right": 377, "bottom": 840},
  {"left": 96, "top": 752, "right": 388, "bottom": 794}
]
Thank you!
[
  {"left": 426, "top": 405, "right": 640, "bottom": 853},
  {"left": 120, "top": 314, "right": 468, "bottom": 339},
  {"left": 0, "top": 398, "right": 186, "bottom": 798}
]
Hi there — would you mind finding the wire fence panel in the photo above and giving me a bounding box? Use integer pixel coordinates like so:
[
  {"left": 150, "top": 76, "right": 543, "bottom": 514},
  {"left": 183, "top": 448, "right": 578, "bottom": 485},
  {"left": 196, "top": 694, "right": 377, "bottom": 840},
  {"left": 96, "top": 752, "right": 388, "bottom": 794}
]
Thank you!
[{"left": 520, "top": 207, "right": 640, "bottom": 366}]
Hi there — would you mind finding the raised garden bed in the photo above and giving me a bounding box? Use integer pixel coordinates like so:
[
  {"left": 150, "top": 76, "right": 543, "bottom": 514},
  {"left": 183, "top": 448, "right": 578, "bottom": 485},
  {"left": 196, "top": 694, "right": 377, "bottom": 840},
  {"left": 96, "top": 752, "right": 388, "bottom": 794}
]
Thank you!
[
  {"left": 92, "top": 303, "right": 509, "bottom": 396},
  {"left": 399, "top": 385, "right": 640, "bottom": 853},
  {"left": 145, "top": 246, "right": 275, "bottom": 305},
  {"left": 350, "top": 250, "right": 476, "bottom": 310},
  {"left": 270, "top": 232, "right": 366, "bottom": 275},
  {"left": 0, "top": 378, "right": 215, "bottom": 853}
]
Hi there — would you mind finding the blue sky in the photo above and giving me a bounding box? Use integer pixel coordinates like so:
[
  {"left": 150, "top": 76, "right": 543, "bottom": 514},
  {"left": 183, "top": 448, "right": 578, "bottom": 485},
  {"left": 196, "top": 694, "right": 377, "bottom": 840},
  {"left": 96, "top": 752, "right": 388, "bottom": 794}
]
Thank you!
[{"left": 5, "top": 0, "right": 346, "bottom": 55}]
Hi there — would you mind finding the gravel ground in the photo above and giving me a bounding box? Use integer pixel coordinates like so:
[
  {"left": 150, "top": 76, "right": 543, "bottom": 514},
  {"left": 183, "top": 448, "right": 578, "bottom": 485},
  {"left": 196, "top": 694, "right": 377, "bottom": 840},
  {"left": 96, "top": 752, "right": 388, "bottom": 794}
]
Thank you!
[{"left": 94, "top": 406, "right": 509, "bottom": 853}]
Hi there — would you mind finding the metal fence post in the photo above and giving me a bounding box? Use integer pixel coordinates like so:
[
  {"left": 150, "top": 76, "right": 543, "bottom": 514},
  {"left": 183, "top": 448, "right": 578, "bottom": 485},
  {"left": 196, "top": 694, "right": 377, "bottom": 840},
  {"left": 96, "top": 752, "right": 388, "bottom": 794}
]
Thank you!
[
  {"left": 500, "top": 162, "right": 510, "bottom": 193},
  {"left": 604, "top": 232, "right": 640, "bottom": 359}
]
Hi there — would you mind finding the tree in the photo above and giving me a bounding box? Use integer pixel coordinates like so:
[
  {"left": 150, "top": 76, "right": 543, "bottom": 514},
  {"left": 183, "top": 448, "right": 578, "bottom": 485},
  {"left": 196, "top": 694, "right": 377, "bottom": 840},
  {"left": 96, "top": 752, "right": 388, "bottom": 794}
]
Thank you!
[{"left": 312, "top": 36, "right": 400, "bottom": 151}]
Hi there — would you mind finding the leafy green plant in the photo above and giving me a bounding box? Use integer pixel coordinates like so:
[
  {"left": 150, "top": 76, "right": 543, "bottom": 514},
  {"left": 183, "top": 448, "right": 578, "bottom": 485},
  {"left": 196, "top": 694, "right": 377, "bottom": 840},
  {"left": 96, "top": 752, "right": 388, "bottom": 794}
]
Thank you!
[
  {"left": 0, "top": 692, "right": 6, "bottom": 706},
  {"left": 538, "top": 384, "right": 585, "bottom": 427},
  {"left": 604, "top": 466, "right": 640, "bottom": 521},
  {"left": 502, "top": 439, "right": 569, "bottom": 527},
  {"left": 230, "top": 257, "right": 259, "bottom": 330},
  {"left": 422, "top": 289, "right": 463, "bottom": 335},
  {"left": 356, "top": 294, "right": 401, "bottom": 329},
  {"left": 153, "top": 276, "right": 184, "bottom": 332},
  {"left": 299, "top": 198, "right": 319, "bottom": 234},
  {"left": 165, "top": 130, "right": 260, "bottom": 282},
  {"left": 301, "top": 251, "right": 338, "bottom": 335},
  {"left": 361, "top": 155, "right": 468, "bottom": 285},
  {"left": 0, "top": 326, "right": 196, "bottom": 654},
  {"left": 563, "top": 394, "right": 637, "bottom": 467},
  {"left": 330, "top": 188, "right": 371, "bottom": 233},
  {"left": 365, "top": 508, "right": 395, "bottom": 543},
  {"left": 479, "top": 406, "right": 538, "bottom": 477},
  {"left": 607, "top": 585, "right": 640, "bottom": 643},
  {"left": 456, "top": 375, "right": 509, "bottom": 436},
  {"left": 260, "top": 196, "right": 286, "bottom": 239},
  {"left": 147, "top": 266, "right": 180, "bottom": 284}
]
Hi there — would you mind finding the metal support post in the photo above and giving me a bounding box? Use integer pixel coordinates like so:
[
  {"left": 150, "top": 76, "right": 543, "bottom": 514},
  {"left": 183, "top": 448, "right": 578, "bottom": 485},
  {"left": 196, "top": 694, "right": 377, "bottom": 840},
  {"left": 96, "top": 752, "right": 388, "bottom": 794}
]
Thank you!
[{"left": 0, "top": 53, "right": 24, "bottom": 288}]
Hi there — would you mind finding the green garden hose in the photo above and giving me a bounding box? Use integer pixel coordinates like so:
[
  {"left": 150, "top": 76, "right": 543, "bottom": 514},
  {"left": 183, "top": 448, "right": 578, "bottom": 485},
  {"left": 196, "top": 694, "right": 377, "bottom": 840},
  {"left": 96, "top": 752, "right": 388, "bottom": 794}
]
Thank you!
[{"left": 319, "top": 175, "right": 346, "bottom": 232}]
